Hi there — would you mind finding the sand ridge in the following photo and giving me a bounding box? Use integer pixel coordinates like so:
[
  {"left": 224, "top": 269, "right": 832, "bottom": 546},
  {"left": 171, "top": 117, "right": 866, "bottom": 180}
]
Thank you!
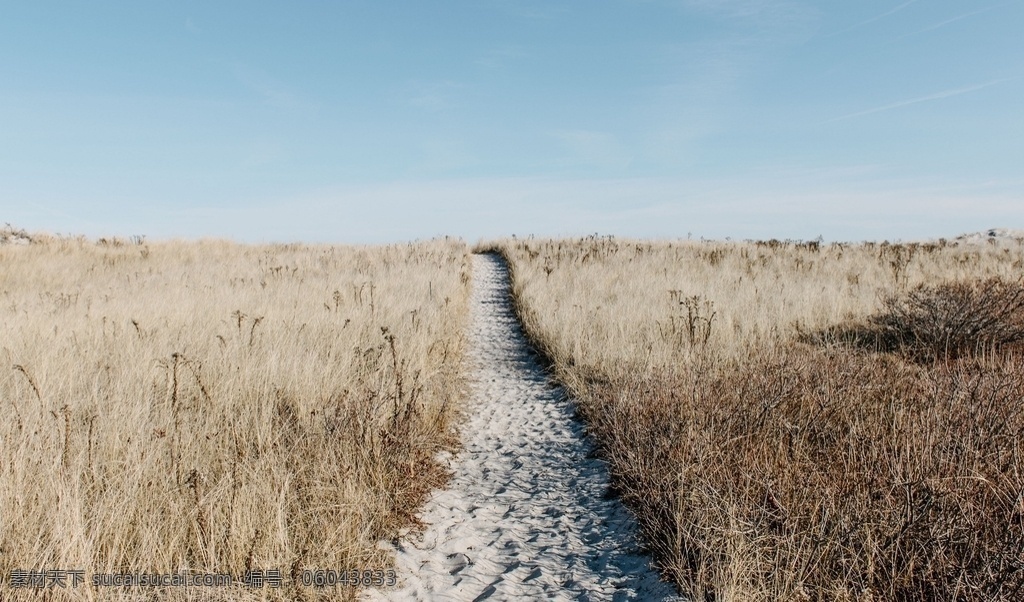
[{"left": 363, "top": 253, "right": 679, "bottom": 601}]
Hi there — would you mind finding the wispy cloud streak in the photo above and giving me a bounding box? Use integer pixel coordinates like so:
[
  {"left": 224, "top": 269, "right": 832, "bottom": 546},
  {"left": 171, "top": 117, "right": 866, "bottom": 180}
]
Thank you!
[
  {"left": 232, "top": 65, "right": 315, "bottom": 111},
  {"left": 895, "top": 3, "right": 1007, "bottom": 40},
  {"left": 824, "top": 0, "right": 918, "bottom": 36},
  {"left": 824, "top": 78, "right": 1012, "bottom": 123},
  {"left": 858, "top": 0, "right": 918, "bottom": 26}
]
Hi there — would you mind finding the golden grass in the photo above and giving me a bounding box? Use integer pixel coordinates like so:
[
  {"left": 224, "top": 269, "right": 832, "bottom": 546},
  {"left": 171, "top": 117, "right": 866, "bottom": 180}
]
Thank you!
[
  {"left": 497, "top": 236, "right": 1024, "bottom": 601},
  {"left": 0, "top": 235, "right": 470, "bottom": 601}
]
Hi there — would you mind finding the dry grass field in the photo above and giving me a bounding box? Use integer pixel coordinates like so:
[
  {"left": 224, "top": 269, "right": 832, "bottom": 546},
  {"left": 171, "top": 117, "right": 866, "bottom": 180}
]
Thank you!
[
  {"left": 498, "top": 236, "right": 1024, "bottom": 601},
  {"left": 0, "top": 230, "right": 470, "bottom": 600}
]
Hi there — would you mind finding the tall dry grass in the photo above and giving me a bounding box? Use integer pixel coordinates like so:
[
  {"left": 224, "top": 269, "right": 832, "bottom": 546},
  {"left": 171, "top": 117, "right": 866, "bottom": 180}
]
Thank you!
[
  {"left": 497, "top": 236, "right": 1024, "bottom": 601},
  {"left": 0, "top": 234, "right": 470, "bottom": 601}
]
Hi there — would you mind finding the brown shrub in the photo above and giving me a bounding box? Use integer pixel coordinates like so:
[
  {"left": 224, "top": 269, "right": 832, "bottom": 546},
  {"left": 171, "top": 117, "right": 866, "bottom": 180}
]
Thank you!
[
  {"left": 583, "top": 347, "right": 1024, "bottom": 601},
  {"left": 871, "top": 278, "right": 1024, "bottom": 360},
  {"left": 811, "top": 278, "right": 1024, "bottom": 362}
]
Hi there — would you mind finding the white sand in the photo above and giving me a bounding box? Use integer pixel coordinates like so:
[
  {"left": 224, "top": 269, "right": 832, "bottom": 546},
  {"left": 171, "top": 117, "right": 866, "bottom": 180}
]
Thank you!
[
  {"left": 0, "top": 227, "right": 31, "bottom": 245},
  {"left": 950, "top": 228, "right": 1024, "bottom": 246},
  {"left": 363, "top": 254, "right": 680, "bottom": 601}
]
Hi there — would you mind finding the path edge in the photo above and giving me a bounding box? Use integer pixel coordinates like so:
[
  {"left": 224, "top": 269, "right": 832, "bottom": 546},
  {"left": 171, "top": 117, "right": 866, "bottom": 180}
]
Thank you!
[{"left": 472, "top": 249, "right": 678, "bottom": 594}]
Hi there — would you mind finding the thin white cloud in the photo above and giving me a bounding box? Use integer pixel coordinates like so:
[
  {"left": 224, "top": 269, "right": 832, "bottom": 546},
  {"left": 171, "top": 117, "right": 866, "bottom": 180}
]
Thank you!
[
  {"left": 855, "top": 0, "right": 918, "bottom": 27},
  {"left": 824, "top": 78, "right": 1013, "bottom": 123},
  {"left": 10, "top": 173, "right": 1023, "bottom": 244},
  {"left": 272, "top": 176, "right": 1021, "bottom": 243},
  {"left": 894, "top": 3, "right": 1007, "bottom": 40},
  {"left": 407, "top": 81, "right": 467, "bottom": 112},
  {"left": 672, "top": 0, "right": 819, "bottom": 38},
  {"left": 185, "top": 18, "right": 202, "bottom": 35},
  {"left": 231, "top": 65, "right": 315, "bottom": 111},
  {"left": 823, "top": 0, "right": 919, "bottom": 36},
  {"left": 639, "top": 0, "right": 819, "bottom": 164},
  {"left": 474, "top": 46, "right": 531, "bottom": 70},
  {"left": 485, "top": 0, "right": 569, "bottom": 20}
]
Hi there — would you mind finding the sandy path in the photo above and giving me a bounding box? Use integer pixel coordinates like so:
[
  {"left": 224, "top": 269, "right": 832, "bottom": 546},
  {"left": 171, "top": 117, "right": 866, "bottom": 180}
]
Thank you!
[{"left": 364, "top": 254, "right": 679, "bottom": 601}]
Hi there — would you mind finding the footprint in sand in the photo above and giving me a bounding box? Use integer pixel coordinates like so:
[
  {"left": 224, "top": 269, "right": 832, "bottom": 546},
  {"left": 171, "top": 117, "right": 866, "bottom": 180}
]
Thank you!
[{"left": 363, "top": 254, "right": 682, "bottom": 602}]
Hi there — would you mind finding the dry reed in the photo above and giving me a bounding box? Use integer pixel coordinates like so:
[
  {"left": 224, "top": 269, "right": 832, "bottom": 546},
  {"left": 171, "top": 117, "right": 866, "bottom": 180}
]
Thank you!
[{"left": 0, "top": 234, "right": 470, "bottom": 601}]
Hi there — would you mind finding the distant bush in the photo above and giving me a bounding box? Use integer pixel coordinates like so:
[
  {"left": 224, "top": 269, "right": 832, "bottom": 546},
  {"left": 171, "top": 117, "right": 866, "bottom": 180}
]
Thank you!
[
  {"left": 807, "top": 278, "right": 1024, "bottom": 362},
  {"left": 873, "top": 277, "right": 1024, "bottom": 359},
  {"left": 0, "top": 223, "right": 32, "bottom": 245}
]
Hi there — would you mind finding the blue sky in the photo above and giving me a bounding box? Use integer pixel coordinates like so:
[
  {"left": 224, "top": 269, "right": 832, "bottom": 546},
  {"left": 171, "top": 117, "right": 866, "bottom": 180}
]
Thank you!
[{"left": 1, "top": 0, "right": 1021, "bottom": 243}]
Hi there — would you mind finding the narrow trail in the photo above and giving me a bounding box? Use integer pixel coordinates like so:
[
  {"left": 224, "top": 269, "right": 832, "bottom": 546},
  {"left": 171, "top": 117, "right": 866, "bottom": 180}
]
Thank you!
[{"left": 364, "top": 254, "right": 679, "bottom": 601}]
